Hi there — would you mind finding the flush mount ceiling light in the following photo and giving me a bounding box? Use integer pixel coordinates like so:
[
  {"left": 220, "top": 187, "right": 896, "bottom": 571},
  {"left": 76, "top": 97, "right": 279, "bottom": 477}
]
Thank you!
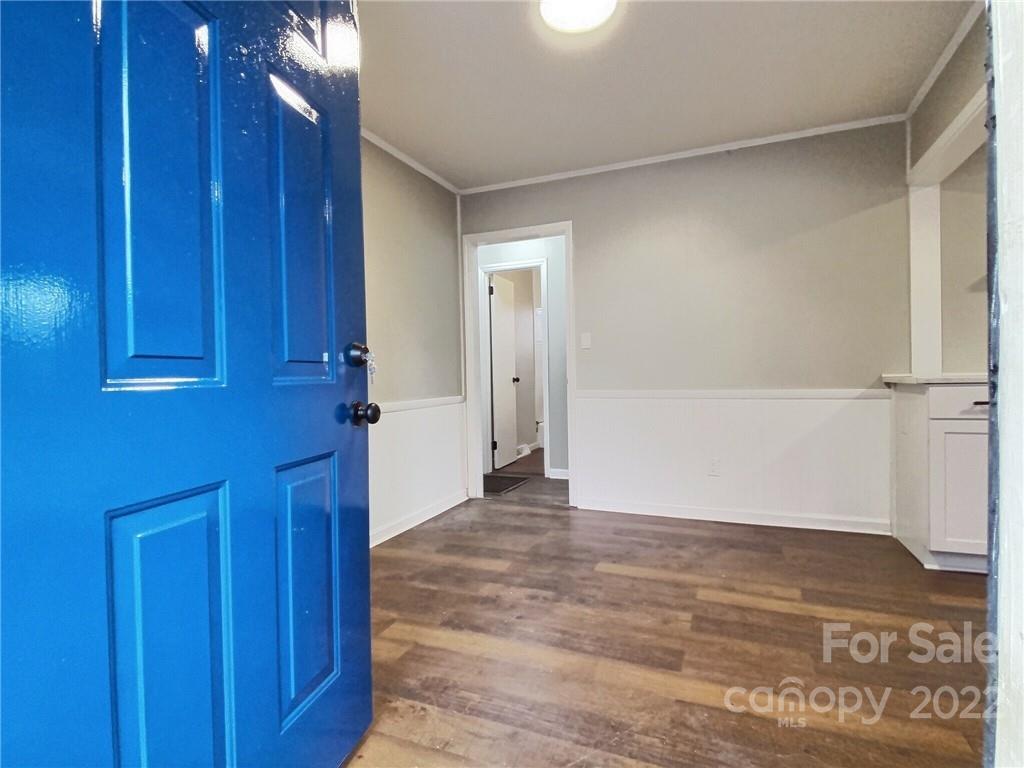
[{"left": 539, "top": 0, "right": 617, "bottom": 34}]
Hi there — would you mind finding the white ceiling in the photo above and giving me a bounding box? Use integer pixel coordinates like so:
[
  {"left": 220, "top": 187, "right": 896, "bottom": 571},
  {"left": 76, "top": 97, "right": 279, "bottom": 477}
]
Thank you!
[{"left": 358, "top": 1, "right": 972, "bottom": 191}]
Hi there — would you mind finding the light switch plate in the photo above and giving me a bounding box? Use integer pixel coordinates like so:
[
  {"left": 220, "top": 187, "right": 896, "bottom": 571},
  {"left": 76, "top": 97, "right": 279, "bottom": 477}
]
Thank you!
[{"left": 580, "top": 332, "right": 592, "bottom": 350}]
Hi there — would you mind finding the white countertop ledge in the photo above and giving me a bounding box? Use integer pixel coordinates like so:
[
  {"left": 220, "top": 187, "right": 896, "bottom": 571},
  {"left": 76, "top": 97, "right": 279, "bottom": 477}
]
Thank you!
[{"left": 882, "top": 373, "right": 988, "bottom": 386}]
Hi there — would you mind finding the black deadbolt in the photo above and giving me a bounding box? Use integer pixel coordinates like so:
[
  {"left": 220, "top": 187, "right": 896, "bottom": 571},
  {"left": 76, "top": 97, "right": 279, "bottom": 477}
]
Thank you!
[{"left": 345, "top": 342, "right": 372, "bottom": 367}]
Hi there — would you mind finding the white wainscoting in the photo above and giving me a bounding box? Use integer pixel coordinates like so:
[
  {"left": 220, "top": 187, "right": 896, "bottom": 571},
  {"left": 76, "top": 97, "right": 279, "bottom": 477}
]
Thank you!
[
  {"left": 369, "top": 396, "right": 468, "bottom": 546},
  {"left": 575, "top": 389, "right": 892, "bottom": 534}
]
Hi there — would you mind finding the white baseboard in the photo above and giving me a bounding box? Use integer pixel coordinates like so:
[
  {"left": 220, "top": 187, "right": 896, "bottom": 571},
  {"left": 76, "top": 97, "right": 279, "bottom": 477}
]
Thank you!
[
  {"left": 548, "top": 468, "right": 569, "bottom": 480},
  {"left": 576, "top": 497, "right": 890, "bottom": 535},
  {"left": 516, "top": 443, "right": 532, "bottom": 458},
  {"left": 370, "top": 489, "right": 467, "bottom": 547},
  {"left": 527, "top": 441, "right": 541, "bottom": 451},
  {"left": 894, "top": 533, "right": 989, "bottom": 574}
]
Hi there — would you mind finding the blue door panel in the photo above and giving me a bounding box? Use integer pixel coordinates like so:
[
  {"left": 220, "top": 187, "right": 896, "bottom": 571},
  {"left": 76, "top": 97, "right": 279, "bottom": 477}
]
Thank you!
[
  {"left": 2, "top": 6, "right": 115, "bottom": 764},
  {"left": 100, "top": 1, "right": 224, "bottom": 385},
  {"left": 108, "top": 484, "right": 229, "bottom": 767},
  {"left": 275, "top": 454, "right": 338, "bottom": 728},
  {"left": 269, "top": 74, "right": 334, "bottom": 381},
  {"left": 1, "top": 2, "right": 372, "bottom": 766},
  {"left": 279, "top": 1, "right": 325, "bottom": 54}
]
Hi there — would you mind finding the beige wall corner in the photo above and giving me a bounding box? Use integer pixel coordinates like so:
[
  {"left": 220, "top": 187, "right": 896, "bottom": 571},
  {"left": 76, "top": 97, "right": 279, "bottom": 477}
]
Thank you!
[
  {"left": 941, "top": 145, "right": 989, "bottom": 373},
  {"left": 361, "top": 138, "right": 462, "bottom": 403}
]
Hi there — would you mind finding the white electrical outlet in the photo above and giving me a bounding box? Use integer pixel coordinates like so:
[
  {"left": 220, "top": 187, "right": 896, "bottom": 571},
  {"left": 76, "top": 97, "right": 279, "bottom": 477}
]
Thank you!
[{"left": 709, "top": 458, "right": 722, "bottom": 477}]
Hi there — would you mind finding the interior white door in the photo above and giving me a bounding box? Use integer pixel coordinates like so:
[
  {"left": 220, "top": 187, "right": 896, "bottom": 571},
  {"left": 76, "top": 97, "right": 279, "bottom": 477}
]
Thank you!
[
  {"left": 533, "top": 270, "right": 545, "bottom": 449},
  {"left": 491, "top": 274, "right": 518, "bottom": 468}
]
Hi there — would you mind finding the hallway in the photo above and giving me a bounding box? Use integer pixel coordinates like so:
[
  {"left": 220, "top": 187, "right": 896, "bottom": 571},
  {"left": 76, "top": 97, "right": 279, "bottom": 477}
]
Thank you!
[{"left": 354, "top": 480, "right": 987, "bottom": 767}]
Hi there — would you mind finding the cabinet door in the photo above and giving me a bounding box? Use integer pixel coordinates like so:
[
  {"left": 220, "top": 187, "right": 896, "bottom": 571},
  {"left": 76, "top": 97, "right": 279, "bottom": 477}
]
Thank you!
[{"left": 929, "top": 419, "right": 989, "bottom": 554}]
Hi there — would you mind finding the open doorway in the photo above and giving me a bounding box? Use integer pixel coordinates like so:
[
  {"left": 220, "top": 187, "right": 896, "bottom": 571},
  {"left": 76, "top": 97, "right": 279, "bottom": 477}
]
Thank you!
[
  {"left": 462, "top": 223, "right": 576, "bottom": 504},
  {"left": 487, "top": 268, "right": 545, "bottom": 486}
]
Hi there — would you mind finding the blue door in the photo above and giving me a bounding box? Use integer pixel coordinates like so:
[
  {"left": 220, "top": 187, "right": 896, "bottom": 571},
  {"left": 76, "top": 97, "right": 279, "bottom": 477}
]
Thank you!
[{"left": 1, "top": 2, "right": 372, "bottom": 765}]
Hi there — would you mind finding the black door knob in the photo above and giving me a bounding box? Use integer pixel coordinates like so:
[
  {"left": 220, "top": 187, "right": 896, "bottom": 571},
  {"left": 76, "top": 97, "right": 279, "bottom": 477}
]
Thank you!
[
  {"left": 512, "top": 376, "right": 520, "bottom": 383},
  {"left": 351, "top": 401, "right": 381, "bottom": 426},
  {"left": 345, "top": 342, "right": 372, "bottom": 367}
]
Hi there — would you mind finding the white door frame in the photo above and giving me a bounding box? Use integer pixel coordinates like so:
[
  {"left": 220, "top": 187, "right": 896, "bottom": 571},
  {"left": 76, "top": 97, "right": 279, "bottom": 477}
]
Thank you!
[
  {"left": 462, "top": 221, "right": 576, "bottom": 505},
  {"left": 991, "top": 1, "right": 1023, "bottom": 762}
]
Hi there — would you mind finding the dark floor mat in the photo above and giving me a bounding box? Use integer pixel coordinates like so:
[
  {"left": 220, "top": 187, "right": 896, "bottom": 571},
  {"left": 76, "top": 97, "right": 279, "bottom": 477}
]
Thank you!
[{"left": 483, "top": 474, "right": 530, "bottom": 494}]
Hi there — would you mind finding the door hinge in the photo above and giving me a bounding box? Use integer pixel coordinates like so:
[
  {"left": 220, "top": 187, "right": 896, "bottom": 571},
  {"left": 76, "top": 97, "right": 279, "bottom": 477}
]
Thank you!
[
  {"left": 489, "top": 285, "right": 494, "bottom": 295},
  {"left": 491, "top": 440, "right": 498, "bottom": 450}
]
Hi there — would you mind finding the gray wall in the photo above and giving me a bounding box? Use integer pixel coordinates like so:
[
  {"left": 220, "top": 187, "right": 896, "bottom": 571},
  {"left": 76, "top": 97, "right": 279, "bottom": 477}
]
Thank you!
[
  {"left": 361, "top": 139, "right": 462, "bottom": 402},
  {"left": 910, "top": 16, "right": 986, "bottom": 166},
  {"left": 941, "top": 144, "right": 988, "bottom": 373},
  {"left": 479, "top": 238, "right": 569, "bottom": 471},
  {"left": 463, "top": 124, "right": 909, "bottom": 390}
]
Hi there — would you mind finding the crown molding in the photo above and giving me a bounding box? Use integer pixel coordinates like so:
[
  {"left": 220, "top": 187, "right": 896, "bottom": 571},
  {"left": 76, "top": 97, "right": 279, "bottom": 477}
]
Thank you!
[
  {"left": 458, "top": 113, "right": 906, "bottom": 195},
  {"left": 906, "top": 2, "right": 985, "bottom": 118},
  {"left": 364, "top": 113, "right": 908, "bottom": 197},
  {"left": 360, "top": 128, "right": 459, "bottom": 194},
  {"left": 363, "top": 6, "right": 981, "bottom": 200}
]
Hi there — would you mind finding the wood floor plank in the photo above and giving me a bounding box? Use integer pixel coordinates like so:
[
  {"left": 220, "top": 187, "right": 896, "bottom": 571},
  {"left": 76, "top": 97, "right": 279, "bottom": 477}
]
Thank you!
[
  {"left": 375, "top": 646, "right": 791, "bottom": 767},
  {"left": 354, "top": 471, "right": 986, "bottom": 767},
  {"left": 379, "top": 620, "right": 973, "bottom": 759},
  {"left": 695, "top": 588, "right": 956, "bottom": 631},
  {"left": 373, "top": 637, "right": 414, "bottom": 664},
  {"left": 927, "top": 592, "right": 989, "bottom": 610},
  {"left": 595, "top": 562, "right": 802, "bottom": 599},
  {"left": 369, "top": 696, "right": 663, "bottom": 768},
  {"left": 373, "top": 546, "right": 513, "bottom": 573},
  {"left": 348, "top": 733, "right": 474, "bottom": 767}
]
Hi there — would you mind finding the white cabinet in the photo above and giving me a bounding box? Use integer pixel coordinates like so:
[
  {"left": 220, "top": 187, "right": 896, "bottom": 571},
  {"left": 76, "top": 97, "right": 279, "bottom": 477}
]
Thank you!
[
  {"left": 929, "top": 419, "right": 988, "bottom": 555},
  {"left": 887, "top": 378, "right": 989, "bottom": 573}
]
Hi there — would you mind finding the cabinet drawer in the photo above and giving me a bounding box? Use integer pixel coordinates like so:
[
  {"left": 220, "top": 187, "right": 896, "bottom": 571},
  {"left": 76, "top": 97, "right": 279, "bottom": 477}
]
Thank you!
[{"left": 929, "top": 385, "right": 990, "bottom": 420}]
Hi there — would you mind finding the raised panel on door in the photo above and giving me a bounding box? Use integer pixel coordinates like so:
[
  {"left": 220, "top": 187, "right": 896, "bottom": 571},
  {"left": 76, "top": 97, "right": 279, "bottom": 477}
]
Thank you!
[
  {"left": 279, "top": 1, "right": 325, "bottom": 53},
  {"left": 929, "top": 420, "right": 989, "bottom": 554},
  {"left": 108, "top": 484, "right": 232, "bottom": 767},
  {"left": 99, "top": 1, "right": 225, "bottom": 388},
  {"left": 268, "top": 73, "right": 335, "bottom": 383},
  {"left": 275, "top": 454, "right": 339, "bottom": 729}
]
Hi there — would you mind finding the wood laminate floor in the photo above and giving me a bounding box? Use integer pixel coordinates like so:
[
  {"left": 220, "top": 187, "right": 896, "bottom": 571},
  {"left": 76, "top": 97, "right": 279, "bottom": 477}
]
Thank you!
[
  {"left": 351, "top": 477, "right": 987, "bottom": 767},
  {"left": 490, "top": 449, "right": 546, "bottom": 478}
]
